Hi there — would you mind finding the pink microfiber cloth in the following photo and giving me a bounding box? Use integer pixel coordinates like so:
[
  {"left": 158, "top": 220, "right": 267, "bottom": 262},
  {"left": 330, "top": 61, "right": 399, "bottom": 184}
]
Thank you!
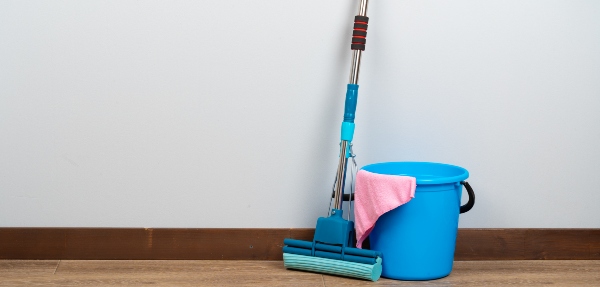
[{"left": 355, "top": 169, "right": 416, "bottom": 248}]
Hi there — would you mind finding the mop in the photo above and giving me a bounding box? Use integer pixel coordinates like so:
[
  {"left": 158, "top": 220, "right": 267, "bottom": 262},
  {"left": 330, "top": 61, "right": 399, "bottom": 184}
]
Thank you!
[{"left": 282, "top": 0, "right": 382, "bottom": 281}]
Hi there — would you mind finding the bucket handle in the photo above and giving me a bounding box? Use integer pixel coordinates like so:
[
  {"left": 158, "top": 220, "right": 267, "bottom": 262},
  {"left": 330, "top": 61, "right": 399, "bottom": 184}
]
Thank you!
[{"left": 459, "top": 181, "right": 475, "bottom": 214}]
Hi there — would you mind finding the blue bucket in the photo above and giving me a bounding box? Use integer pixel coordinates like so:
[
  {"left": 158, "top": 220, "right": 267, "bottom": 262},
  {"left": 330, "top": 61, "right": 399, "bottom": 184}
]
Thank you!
[{"left": 362, "top": 162, "right": 475, "bottom": 280}]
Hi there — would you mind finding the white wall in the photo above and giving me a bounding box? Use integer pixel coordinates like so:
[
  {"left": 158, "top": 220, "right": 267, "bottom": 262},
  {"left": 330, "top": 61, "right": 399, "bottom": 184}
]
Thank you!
[{"left": 1, "top": 0, "right": 599, "bottom": 228}]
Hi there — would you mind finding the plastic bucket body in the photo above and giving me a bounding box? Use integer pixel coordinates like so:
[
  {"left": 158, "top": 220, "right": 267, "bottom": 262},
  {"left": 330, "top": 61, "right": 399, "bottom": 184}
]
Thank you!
[{"left": 362, "top": 162, "right": 469, "bottom": 280}]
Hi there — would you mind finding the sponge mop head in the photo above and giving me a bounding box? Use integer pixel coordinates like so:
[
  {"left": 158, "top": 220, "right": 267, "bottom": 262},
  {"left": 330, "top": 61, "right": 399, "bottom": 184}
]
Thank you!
[{"left": 283, "top": 253, "right": 382, "bottom": 281}]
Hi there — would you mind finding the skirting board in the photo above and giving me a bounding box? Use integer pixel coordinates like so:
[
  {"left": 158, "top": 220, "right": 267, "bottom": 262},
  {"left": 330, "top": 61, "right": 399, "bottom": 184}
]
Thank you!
[{"left": 0, "top": 228, "right": 598, "bottom": 260}]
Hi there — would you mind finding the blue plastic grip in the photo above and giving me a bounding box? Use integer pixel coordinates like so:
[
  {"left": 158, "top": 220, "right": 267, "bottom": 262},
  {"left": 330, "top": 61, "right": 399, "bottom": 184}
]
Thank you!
[
  {"left": 341, "top": 122, "right": 355, "bottom": 141},
  {"left": 343, "top": 84, "right": 359, "bottom": 123}
]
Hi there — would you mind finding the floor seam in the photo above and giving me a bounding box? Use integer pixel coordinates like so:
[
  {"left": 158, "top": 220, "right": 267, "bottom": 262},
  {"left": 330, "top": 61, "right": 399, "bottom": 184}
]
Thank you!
[
  {"left": 53, "top": 260, "right": 61, "bottom": 275},
  {"left": 321, "top": 274, "right": 325, "bottom": 287}
]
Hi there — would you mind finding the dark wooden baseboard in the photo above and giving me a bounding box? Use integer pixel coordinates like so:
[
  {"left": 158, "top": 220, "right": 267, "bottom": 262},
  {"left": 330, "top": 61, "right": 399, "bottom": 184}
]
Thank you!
[{"left": 0, "top": 228, "right": 598, "bottom": 260}]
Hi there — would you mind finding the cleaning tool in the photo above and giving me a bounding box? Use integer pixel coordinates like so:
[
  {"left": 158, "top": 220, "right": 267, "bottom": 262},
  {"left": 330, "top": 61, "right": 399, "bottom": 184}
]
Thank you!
[{"left": 282, "top": 0, "right": 383, "bottom": 281}]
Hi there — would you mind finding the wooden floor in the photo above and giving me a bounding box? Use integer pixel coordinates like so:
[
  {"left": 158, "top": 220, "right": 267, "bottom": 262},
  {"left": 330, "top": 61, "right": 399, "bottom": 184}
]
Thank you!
[{"left": 0, "top": 260, "right": 599, "bottom": 286}]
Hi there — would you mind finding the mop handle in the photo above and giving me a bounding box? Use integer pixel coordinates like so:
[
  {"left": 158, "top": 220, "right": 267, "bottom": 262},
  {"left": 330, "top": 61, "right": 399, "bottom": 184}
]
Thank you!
[
  {"left": 333, "top": 0, "right": 370, "bottom": 211},
  {"left": 349, "top": 0, "right": 369, "bottom": 86}
]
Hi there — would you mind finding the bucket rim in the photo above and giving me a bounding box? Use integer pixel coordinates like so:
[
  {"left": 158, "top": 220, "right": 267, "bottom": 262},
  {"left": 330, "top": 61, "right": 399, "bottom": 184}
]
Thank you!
[{"left": 361, "top": 161, "right": 469, "bottom": 185}]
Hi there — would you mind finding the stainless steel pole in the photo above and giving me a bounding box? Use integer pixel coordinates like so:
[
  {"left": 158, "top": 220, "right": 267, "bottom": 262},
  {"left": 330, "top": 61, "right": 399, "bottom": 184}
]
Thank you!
[{"left": 333, "top": 0, "right": 370, "bottom": 211}]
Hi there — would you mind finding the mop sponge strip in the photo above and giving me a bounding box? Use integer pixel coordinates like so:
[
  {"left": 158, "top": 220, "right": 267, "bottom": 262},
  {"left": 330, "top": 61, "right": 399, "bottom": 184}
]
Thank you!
[
  {"left": 282, "top": 246, "right": 376, "bottom": 265},
  {"left": 283, "top": 252, "right": 382, "bottom": 281}
]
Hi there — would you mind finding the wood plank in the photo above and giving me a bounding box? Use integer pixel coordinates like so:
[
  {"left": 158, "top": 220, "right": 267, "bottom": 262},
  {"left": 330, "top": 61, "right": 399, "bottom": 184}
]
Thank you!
[
  {"left": 0, "top": 228, "right": 290, "bottom": 260},
  {"left": 1, "top": 260, "right": 599, "bottom": 286},
  {"left": 593, "top": 231, "right": 600, "bottom": 258},
  {"left": 0, "top": 228, "right": 67, "bottom": 259},
  {"left": 0, "top": 260, "right": 58, "bottom": 275},
  {"left": 0, "top": 228, "right": 599, "bottom": 260},
  {"left": 63, "top": 228, "right": 148, "bottom": 260},
  {"left": 525, "top": 229, "right": 600, "bottom": 260},
  {"left": 44, "top": 260, "right": 323, "bottom": 287},
  {"left": 322, "top": 260, "right": 600, "bottom": 286},
  {"left": 0, "top": 273, "right": 325, "bottom": 287},
  {"left": 455, "top": 229, "right": 526, "bottom": 260},
  {"left": 63, "top": 228, "right": 289, "bottom": 260}
]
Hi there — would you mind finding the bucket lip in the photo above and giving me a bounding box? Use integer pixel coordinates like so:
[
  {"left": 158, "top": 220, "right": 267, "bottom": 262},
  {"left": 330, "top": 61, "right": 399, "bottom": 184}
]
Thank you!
[{"left": 361, "top": 161, "right": 469, "bottom": 185}]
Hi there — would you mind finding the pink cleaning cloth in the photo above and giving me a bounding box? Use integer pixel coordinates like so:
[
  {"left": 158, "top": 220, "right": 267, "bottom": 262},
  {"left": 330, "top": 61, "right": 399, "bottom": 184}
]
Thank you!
[{"left": 355, "top": 169, "right": 416, "bottom": 248}]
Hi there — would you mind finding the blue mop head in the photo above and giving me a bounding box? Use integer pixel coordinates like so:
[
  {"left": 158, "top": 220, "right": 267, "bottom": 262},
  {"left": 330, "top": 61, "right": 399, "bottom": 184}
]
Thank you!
[{"left": 282, "top": 209, "right": 383, "bottom": 281}]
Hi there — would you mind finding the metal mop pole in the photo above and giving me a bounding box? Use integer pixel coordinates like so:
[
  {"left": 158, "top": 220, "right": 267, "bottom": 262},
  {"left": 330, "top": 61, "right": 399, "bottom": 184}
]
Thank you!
[{"left": 333, "top": 0, "right": 370, "bottom": 211}]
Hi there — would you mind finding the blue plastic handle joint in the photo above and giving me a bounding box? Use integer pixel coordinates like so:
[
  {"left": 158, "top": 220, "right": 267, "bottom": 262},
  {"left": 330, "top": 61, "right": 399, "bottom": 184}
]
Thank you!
[
  {"left": 343, "top": 84, "right": 359, "bottom": 123},
  {"left": 341, "top": 84, "right": 359, "bottom": 142}
]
